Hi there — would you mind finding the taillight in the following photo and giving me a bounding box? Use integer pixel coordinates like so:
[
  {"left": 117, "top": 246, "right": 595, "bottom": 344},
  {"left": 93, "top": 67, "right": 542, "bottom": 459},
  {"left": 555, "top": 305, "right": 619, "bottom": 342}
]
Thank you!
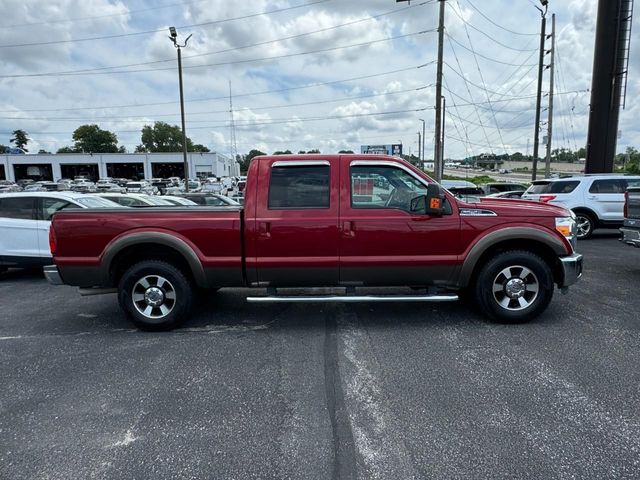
[
  {"left": 49, "top": 226, "right": 57, "bottom": 256},
  {"left": 540, "top": 195, "right": 557, "bottom": 203},
  {"left": 624, "top": 191, "right": 629, "bottom": 218}
]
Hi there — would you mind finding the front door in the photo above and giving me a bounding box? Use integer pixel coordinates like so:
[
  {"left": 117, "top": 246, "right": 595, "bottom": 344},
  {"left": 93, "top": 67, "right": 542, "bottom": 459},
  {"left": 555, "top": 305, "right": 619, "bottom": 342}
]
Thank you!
[
  {"left": 0, "top": 196, "right": 40, "bottom": 266},
  {"left": 252, "top": 158, "right": 340, "bottom": 287},
  {"left": 339, "top": 160, "right": 461, "bottom": 286}
]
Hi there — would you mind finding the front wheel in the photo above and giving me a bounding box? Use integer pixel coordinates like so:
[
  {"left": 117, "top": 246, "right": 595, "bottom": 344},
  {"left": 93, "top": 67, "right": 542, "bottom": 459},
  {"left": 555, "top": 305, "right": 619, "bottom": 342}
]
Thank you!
[
  {"left": 574, "top": 212, "right": 595, "bottom": 239},
  {"left": 474, "top": 251, "right": 554, "bottom": 323},
  {"left": 118, "top": 260, "right": 194, "bottom": 331}
]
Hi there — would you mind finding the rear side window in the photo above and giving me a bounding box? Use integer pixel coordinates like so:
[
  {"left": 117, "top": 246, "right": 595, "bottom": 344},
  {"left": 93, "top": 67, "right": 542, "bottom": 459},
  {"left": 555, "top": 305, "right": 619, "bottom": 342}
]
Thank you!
[
  {"left": 0, "top": 197, "right": 35, "bottom": 219},
  {"left": 589, "top": 179, "right": 626, "bottom": 194},
  {"left": 268, "top": 165, "right": 330, "bottom": 209},
  {"left": 527, "top": 181, "right": 580, "bottom": 194},
  {"left": 627, "top": 179, "right": 640, "bottom": 189},
  {"left": 41, "top": 198, "right": 75, "bottom": 221}
]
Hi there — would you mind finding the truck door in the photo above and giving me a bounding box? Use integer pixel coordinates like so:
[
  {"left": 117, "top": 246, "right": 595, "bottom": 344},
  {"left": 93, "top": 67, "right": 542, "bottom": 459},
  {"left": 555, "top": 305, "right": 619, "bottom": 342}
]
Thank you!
[
  {"left": 251, "top": 158, "right": 340, "bottom": 286},
  {"left": 338, "top": 159, "right": 460, "bottom": 286}
]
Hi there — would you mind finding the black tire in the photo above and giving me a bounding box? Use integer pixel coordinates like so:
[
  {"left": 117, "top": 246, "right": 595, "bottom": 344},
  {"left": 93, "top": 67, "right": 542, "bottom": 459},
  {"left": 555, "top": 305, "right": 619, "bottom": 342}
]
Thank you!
[
  {"left": 574, "top": 211, "right": 595, "bottom": 239},
  {"left": 118, "top": 260, "right": 194, "bottom": 331},
  {"left": 473, "top": 250, "right": 554, "bottom": 324}
]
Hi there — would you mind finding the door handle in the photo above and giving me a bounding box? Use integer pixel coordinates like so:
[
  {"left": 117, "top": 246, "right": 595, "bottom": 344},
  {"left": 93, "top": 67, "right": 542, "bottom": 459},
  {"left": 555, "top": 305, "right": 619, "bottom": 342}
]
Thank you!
[
  {"left": 258, "top": 221, "right": 271, "bottom": 239},
  {"left": 342, "top": 221, "right": 355, "bottom": 238}
]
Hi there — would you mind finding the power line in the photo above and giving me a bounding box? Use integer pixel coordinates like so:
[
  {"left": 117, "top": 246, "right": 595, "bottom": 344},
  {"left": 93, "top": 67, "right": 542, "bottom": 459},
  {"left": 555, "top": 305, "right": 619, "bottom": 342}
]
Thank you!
[
  {"left": 1, "top": 85, "right": 433, "bottom": 122},
  {"left": 2, "top": 31, "right": 433, "bottom": 78},
  {"left": 445, "top": 33, "right": 538, "bottom": 67},
  {"left": 5, "top": 0, "right": 214, "bottom": 29},
  {"left": 3, "top": 1, "right": 433, "bottom": 78},
  {"left": 462, "top": 0, "right": 538, "bottom": 36},
  {"left": 0, "top": 106, "right": 433, "bottom": 136},
  {"left": 445, "top": 3, "right": 538, "bottom": 52},
  {"left": 1, "top": 62, "right": 434, "bottom": 113},
  {"left": 0, "top": 0, "right": 331, "bottom": 49}
]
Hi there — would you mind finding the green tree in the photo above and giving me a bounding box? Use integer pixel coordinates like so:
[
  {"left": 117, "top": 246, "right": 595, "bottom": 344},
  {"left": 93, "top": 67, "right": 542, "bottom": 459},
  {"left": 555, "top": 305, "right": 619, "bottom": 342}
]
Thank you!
[
  {"left": 0, "top": 144, "right": 8, "bottom": 153},
  {"left": 137, "top": 121, "right": 206, "bottom": 152},
  {"left": 338, "top": 150, "right": 354, "bottom": 154},
  {"left": 273, "top": 150, "right": 292, "bottom": 155},
  {"left": 11, "top": 129, "right": 29, "bottom": 152},
  {"left": 237, "top": 149, "right": 266, "bottom": 173},
  {"left": 63, "top": 124, "right": 120, "bottom": 153}
]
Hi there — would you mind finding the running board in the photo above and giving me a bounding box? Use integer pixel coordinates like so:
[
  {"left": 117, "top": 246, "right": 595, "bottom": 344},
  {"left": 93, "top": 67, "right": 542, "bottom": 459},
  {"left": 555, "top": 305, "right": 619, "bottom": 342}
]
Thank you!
[{"left": 246, "top": 294, "right": 458, "bottom": 303}]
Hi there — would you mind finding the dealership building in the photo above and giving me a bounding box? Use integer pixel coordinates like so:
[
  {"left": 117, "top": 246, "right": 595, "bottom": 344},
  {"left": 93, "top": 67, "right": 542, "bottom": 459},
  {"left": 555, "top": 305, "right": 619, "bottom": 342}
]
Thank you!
[{"left": 0, "top": 152, "right": 239, "bottom": 182}]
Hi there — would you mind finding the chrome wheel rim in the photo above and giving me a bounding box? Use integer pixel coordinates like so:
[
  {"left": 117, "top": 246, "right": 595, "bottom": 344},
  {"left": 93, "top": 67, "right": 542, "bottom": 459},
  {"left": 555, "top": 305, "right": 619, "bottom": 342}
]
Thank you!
[
  {"left": 132, "top": 275, "right": 176, "bottom": 319},
  {"left": 575, "top": 216, "right": 592, "bottom": 238},
  {"left": 492, "top": 265, "right": 539, "bottom": 311}
]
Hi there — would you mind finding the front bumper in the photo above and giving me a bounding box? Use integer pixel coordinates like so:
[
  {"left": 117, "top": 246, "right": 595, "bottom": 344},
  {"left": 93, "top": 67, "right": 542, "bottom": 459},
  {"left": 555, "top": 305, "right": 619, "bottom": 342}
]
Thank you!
[
  {"left": 44, "top": 265, "right": 64, "bottom": 285},
  {"left": 559, "top": 253, "right": 583, "bottom": 288},
  {"left": 620, "top": 227, "right": 640, "bottom": 248}
]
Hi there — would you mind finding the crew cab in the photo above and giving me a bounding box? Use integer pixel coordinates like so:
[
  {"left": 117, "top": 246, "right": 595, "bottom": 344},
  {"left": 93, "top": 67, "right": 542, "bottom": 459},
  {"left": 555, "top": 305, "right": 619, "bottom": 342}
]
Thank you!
[{"left": 45, "top": 155, "right": 583, "bottom": 330}]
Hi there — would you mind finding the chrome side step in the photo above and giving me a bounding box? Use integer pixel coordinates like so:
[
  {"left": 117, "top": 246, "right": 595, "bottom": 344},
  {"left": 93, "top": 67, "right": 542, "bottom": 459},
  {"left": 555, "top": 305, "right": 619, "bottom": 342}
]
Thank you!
[{"left": 246, "top": 294, "right": 458, "bottom": 303}]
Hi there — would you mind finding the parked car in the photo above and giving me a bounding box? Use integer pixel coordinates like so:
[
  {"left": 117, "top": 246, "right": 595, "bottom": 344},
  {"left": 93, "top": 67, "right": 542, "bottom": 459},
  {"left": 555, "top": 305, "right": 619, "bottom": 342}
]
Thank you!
[
  {"left": 522, "top": 175, "right": 640, "bottom": 239},
  {"left": 620, "top": 186, "right": 640, "bottom": 248},
  {"left": 95, "top": 193, "right": 174, "bottom": 207},
  {"left": 0, "top": 181, "right": 21, "bottom": 193},
  {"left": 479, "top": 183, "right": 528, "bottom": 195},
  {"left": 0, "top": 192, "right": 121, "bottom": 271},
  {"left": 177, "top": 193, "right": 239, "bottom": 206},
  {"left": 126, "top": 181, "right": 157, "bottom": 195},
  {"left": 96, "top": 182, "right": 126, "bottom": 193},
  {"left": 70, "top": 180, "right": 97, "bottom": 193},
  {"left": 161, "top": 196, "right": 198, "bottom": 206},
  {"left": 46, "top": 154, "right": 582, "bottom": 331},
  {"left": 441, "top": 180, "right": 484, "bottom": 202},
  {"left": 201, "top": 182, "right": 227, "bottom": 195},
  {"left": 484, "top": 190, "right": 525, "bottom": 199}
]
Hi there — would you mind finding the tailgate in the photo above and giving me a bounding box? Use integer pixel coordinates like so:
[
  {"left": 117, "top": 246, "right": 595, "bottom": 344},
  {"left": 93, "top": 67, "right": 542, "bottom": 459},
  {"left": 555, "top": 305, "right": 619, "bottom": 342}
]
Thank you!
[{"left": 627, "top": 188, "right": 640, "bottom": 220}]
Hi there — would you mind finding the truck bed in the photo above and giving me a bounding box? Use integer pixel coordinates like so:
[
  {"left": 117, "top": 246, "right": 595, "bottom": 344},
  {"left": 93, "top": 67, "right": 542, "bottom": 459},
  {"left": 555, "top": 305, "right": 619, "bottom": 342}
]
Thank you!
[{"left": 51, "top": 207, "right": 244, "bottom": 288}]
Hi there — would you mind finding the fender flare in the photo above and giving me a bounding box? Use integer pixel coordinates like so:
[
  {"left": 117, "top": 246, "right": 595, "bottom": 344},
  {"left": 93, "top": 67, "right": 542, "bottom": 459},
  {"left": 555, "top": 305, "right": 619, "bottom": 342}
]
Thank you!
[
  {"left": 101, "top": 232, "right": 208, "bottom": 287},
  {"left": 458, "top": 227, "right": 569, "bottom": 288}
]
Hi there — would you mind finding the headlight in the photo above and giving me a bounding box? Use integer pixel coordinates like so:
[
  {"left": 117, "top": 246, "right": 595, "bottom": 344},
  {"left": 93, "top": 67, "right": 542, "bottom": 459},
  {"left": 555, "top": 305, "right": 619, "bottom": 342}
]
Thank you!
[{"left": 555, "top": 217, "right": 575, "bottom": 237}]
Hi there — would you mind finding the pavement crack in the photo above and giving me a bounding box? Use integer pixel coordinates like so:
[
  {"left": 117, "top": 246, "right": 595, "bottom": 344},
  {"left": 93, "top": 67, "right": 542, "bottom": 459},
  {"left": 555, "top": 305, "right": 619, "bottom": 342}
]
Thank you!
[{"left": 324, "top": 313, "right": 357, "bottom": 480}]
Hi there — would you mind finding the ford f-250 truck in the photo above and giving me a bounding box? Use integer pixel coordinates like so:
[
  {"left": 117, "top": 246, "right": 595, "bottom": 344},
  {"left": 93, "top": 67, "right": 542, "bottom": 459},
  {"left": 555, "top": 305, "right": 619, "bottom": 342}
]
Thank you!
[
  {"left": 620, "top": 187, "right": 640, "bottom": 247},
  {"left": 45, "top": 154, "right": 583, "bottom": 330}
]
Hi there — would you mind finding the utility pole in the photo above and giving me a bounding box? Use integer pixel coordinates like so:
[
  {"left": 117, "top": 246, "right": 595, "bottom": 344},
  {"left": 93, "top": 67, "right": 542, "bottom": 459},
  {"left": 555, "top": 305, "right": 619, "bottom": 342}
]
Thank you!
[
  {"left": 544, "top": 14, "right": 556, "bottom": 179},
  {"left": 169, "top": 27, "right": 192, "bottom": 191},
  {"left": 441, "top": 96, "right": 446, "bottom": 178},
  {"left": 419, "top": 118, "right": 426, "bottom": 163},
  {"left": 417, "top": 131, "right": 422, "bottom": 162},
  {"left": 585, "top": 0, "right": 634, "bottom": 173},
  {"left": 229, "top": 81, "right": 238, "bottom": 173},
  {"left": 433, "top": 0, "right": 445, "bottom": 183},
  {"left": 532, "top": 1, "right": 548, "bottom": 181}
]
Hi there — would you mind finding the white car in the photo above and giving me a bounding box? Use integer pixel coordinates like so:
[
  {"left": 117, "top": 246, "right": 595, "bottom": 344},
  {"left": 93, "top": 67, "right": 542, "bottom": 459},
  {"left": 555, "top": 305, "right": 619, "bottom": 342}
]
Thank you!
[
  {"left": 0, "top": 192, "right": 121, "bottom": 271},
  {"left": 161, "top": 195, "right": 198, "bottom": 206},
  {"left": 95, "top": 193, "right": 174, "bottom": 207},
  {"left": 125, "top": 181, "right": 158, "bottom": 195},
  {"left": 521, "top": 174, "right": 640, "bottom": 239}
]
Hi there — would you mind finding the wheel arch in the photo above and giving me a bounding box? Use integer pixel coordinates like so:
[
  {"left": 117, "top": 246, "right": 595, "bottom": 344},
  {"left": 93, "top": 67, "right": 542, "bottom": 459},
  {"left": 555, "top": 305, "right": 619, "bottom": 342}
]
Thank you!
[
  {"left": 103, "top": 232, "right": 208, "bottom": 288},
  {"left": 458, "top": 228, "right": 567, "bottom": 289}
]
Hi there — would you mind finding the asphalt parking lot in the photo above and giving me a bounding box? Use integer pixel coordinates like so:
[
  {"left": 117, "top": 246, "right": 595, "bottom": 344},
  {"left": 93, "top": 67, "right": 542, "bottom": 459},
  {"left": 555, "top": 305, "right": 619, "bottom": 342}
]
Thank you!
[{"left": 1, "top": 231, "right": 639, "bottom": 480}]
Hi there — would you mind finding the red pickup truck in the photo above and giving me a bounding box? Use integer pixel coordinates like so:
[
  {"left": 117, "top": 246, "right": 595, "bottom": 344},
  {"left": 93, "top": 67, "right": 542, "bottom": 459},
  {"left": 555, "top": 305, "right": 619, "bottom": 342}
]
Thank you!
[{"left": 45, "top": 154, "right": 582, "bottom": 330}]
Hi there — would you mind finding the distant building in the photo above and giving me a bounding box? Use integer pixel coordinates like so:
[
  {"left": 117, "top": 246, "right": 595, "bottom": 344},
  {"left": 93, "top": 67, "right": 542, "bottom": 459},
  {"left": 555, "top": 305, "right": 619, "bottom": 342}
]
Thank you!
[{"left": 0, "top": 152, "right": 239, "bottom": 182}]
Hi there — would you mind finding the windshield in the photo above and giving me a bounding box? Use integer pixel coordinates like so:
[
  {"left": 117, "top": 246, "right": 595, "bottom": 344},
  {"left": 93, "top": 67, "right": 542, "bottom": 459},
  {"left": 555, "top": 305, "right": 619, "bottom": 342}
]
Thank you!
[{"left": 74, "top": 196, "right": 122, "bottom": 208}]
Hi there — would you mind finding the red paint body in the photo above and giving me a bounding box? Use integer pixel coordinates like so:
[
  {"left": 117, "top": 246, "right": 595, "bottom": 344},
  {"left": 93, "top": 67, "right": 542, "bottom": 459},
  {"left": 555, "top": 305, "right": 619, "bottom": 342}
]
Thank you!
[{"left": 51, "top": 155, "right": 574, "bottom": 289}]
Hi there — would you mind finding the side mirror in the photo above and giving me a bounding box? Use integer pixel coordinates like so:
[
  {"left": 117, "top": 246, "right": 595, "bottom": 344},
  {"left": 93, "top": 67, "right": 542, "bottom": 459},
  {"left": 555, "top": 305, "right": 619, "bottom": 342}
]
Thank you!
[{"left": 410, "top": 184, "right": 445, "bottom": 216}]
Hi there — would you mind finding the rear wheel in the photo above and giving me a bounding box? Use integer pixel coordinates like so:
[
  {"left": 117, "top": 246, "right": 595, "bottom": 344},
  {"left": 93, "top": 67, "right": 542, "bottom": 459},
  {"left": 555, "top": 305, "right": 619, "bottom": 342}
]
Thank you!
[
  {"left": 474, "top": 250, "right": 554, "bottom": 323},
  {"left": 118, "top": 260, "right": 193, "bottom": 331},
  {"left": 574, "top": 211, "right": 595, "bottom": 239}
]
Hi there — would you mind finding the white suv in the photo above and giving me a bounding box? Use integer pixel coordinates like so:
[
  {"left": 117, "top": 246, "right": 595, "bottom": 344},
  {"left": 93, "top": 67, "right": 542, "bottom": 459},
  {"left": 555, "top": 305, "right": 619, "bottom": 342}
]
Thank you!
[
  {"left": 522, "top": 174, "right": 640, "bottom": 239},
  {"left": 0, "top": 192, "right": 120, "bottom": 271}
]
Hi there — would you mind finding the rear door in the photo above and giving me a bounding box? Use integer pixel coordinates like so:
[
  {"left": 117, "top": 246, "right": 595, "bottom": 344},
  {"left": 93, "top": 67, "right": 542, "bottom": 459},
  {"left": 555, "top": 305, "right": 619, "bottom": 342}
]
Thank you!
[
  {"left": 586, "top": 178, "right": 627, "bottom": 222},
  {"left": 0, "top": 196, "right": 40, "bottom": 265},
  {"left": 252, "top": 158, "right": 339, "bottom": 286},
  {"left": 338, "top": 159, "right": 460, "bottom": 286},
  {"left": 35, "top": 197, "right": 78, "bottom": 260}
]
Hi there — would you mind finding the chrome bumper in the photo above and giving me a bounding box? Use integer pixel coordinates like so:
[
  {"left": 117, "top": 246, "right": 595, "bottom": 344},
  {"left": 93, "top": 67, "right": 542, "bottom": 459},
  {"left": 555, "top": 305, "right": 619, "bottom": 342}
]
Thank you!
[
  {"left": 44, "top": 265, "right": 64, "bottom": 285},
  {"left": 620, "top": 227, "right": 640, "bottom": 248},
  {"left": 559, "top": 253, "right": 583, "bottom": 288}
]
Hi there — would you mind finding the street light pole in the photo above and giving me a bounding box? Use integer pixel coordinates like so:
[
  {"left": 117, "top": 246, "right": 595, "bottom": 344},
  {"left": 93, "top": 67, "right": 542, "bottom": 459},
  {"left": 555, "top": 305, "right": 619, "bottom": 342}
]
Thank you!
[
  {"left": 169, "top": 27, "right": 192, "bottom": 191},
  {"left": 419, "top": 118, "right": 426, "bottom": 164},
  {"left": 532, "top": 1, "right": 549, "bottom": 181}
]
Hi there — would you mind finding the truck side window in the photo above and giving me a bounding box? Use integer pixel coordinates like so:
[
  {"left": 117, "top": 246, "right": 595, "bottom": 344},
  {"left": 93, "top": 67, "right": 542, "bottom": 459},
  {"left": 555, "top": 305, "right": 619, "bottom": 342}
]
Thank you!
[
  {"left": 351, "top": 165, "right": 428, "bottom": 212},
  {"left": 268, "top": 165, "right": 330, "bottom": 209}
]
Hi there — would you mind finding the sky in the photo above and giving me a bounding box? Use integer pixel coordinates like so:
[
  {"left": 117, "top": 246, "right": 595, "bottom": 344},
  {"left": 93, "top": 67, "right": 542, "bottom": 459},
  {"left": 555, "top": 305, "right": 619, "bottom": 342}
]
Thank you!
[{"left": 0, "top": 0, "right": 638, "bottom": 160}]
